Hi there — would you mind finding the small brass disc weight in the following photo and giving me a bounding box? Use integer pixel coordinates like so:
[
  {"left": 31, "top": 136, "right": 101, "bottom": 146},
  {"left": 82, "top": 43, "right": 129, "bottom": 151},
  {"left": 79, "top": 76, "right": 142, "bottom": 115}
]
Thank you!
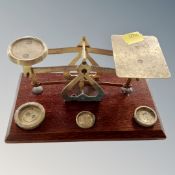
[
  {"left": 14, "top": 102, "right": 45, "bottom": 130},
  {"left": 76, "top": 111, "right": 95, "bottom": 129},
  {"left": 8, "top": 36, "right": 48, "bottom": 66},
  {"left": 134, "top": 106, "right": 157, "bottom": 127}
]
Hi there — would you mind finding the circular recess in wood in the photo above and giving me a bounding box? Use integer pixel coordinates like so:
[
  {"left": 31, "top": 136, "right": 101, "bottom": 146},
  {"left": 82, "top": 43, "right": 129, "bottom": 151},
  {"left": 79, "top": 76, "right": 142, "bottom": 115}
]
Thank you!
[
  {"left": 14, "top": 102, "right": 45, "bottom": 130},
  {"left": 134, "top": 106, "right": 157, "bottom": 127},
  {"left": 76, "top": 111, "right": 95, "bottom": 129}
]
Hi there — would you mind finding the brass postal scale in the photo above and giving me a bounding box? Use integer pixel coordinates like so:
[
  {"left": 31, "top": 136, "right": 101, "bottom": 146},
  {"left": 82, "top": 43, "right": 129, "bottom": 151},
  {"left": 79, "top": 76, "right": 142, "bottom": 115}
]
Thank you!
[{"left": 5, "top": 32, "right": 171, "bottom": 143}]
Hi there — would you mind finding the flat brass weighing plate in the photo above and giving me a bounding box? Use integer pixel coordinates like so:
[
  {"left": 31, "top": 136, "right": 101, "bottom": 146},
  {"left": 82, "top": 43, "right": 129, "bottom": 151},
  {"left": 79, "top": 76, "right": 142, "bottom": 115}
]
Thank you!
[
  {"left": 8, "top": 36, "right": 48, "bottom": 66},
  {"left": 134, "top": 106, "right": 157, "bottom": 127},
  {"left": 76, "top": 111, "right": 95, "bottom": 129},
  {"left": 111, "top": 35, "right": 170, "bottom": 78},
  {"left": 14, "top": 102, "right": 45, "bottom": 130}
]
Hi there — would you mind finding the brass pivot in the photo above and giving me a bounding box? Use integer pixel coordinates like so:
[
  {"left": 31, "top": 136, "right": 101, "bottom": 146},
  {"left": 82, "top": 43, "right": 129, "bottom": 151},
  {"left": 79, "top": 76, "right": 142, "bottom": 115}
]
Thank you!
[{"left": 61, "top": 61, "right": 104, "bottom": 101}]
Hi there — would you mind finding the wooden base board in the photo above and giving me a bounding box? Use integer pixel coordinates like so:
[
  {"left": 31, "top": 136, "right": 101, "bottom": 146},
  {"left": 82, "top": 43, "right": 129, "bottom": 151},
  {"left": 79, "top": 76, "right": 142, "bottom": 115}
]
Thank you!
[{"left": 5, "top": 73, "right": 166, "bottom": 143}]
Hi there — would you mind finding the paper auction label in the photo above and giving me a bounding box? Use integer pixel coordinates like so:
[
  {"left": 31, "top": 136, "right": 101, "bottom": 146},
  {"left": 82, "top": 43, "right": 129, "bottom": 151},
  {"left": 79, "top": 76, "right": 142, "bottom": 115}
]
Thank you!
[{"left": 122, "top": 32, "right": 144, "bottom": 44}]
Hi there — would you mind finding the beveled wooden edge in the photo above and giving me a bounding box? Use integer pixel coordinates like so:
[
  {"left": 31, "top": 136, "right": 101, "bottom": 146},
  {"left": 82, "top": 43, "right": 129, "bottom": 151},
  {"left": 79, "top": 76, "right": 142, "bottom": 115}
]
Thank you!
[
  {"left": 5, "top": 74, "right": 23, "bottom": 143},
  {"left": 5, "top": 129, "right": 166, "bottom": 143}
]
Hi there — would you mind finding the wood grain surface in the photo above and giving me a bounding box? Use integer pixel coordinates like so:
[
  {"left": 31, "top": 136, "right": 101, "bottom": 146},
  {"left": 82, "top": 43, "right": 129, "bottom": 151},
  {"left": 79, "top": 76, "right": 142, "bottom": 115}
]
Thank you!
[{"left": 5, "top": 72, "right": 166, "bottom": 143}]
